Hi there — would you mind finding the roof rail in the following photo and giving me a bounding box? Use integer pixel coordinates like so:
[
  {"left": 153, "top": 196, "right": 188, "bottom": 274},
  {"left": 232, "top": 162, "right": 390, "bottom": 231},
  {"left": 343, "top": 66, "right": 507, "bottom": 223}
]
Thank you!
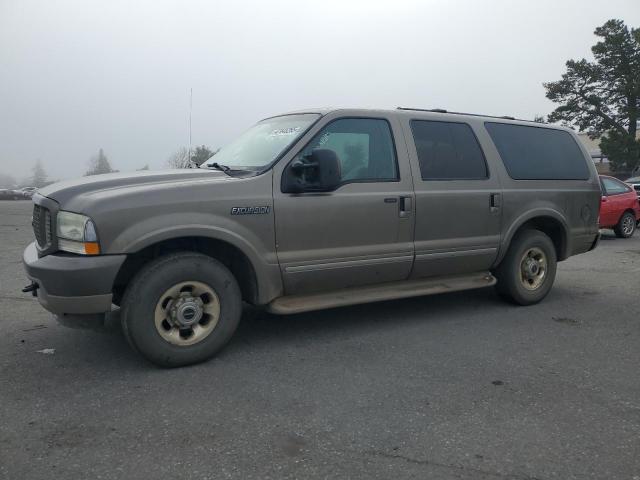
[
  {"left": 396, "top": 107, "right": 533, "bottom": 123},
  {"left": 397, "top": 107, "right": 447, "bottom": 113}
]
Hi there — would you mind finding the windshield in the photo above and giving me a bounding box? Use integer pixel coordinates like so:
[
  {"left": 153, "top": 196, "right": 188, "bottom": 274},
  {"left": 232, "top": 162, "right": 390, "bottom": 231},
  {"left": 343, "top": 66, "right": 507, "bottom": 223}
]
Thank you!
[{"left": 206, "top": 114, "right": 320, "bottom": 170}]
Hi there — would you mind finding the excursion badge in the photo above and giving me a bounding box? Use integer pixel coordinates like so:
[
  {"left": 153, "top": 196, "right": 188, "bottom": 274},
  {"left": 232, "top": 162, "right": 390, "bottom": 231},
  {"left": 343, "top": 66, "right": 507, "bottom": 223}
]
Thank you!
[{"left": 230, "top": 206, "right": 271, "bottom": 215}]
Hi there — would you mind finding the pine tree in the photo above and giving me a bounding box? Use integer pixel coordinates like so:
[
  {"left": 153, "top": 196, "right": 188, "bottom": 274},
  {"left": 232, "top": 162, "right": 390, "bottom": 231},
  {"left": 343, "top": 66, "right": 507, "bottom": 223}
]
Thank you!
[
  {"left": 544, "top": 19, "right": 640, "bottom": 172},
  {"left": 86, "top": 148, "right": 115, "bottom": 176},
  {"left": 190, "top": 145, "right": 216, "bottom": 167},
  {"left": 31, "top": 160, "right": 48, "bottom": 187}
]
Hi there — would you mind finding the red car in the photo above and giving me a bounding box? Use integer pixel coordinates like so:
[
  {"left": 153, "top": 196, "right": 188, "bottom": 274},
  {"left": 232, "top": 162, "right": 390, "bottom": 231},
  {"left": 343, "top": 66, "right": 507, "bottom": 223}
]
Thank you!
[{"left": 599, "top": 175, "right": 640, "bottom": 238}]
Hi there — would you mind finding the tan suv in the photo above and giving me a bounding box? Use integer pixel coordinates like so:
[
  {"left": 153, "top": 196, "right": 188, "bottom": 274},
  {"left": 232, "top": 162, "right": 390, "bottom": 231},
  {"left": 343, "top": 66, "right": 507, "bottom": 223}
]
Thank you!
[{"left": 23, "top": 108, "right": 601, "bottom": 366}]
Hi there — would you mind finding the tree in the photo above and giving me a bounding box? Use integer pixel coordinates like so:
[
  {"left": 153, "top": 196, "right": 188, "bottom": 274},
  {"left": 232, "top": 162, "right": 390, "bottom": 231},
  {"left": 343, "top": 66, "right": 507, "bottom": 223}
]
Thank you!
[
  {"left": 533, "top": 115, "right": 546, "bottom": 123},
  {"left": 137, "top": 164, "right": 150, "bottom": 171},
  {"left": 544, "top": 19, "right": 640, "bottom": 172},
  {"left": 165, "top": 147, "right": 192, "bottom": 169},
  {"left": 31, "top": 160, "right": 48, "bottom": 187},
  {"left": 190, "top": 145, "right": 216, "bottom": 167},
  {"left": 86, "top": 148, "right": 115, "bottom": 176}
]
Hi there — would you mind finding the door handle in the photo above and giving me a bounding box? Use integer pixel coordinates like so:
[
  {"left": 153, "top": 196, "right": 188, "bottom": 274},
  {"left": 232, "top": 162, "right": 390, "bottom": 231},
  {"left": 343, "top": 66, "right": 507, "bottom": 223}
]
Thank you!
[
  {"left": 400, "top": 196, "right": 412, "bottom": 217},
  {"left": 490, "top": 193, "right": 501, "bottom": 213}
]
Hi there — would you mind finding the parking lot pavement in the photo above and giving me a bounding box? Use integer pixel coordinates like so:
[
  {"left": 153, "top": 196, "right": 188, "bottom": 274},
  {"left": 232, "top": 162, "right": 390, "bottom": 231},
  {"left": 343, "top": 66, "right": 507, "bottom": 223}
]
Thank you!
[{"left": 1, "top": 200, "right": 639, "bottom": 480}]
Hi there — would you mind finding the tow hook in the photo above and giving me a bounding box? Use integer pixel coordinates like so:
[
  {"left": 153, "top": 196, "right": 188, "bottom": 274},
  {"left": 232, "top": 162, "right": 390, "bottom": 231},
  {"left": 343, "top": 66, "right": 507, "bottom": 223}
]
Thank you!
[{"left": 22, "top": 282, "right": 39, "bottom": 297}]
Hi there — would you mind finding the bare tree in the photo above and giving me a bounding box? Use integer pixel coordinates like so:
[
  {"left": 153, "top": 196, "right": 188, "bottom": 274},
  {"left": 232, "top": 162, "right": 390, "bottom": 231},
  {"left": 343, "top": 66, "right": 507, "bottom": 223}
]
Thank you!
[{"left": 165, "top": 147, "right": 193, "bottom": 169}]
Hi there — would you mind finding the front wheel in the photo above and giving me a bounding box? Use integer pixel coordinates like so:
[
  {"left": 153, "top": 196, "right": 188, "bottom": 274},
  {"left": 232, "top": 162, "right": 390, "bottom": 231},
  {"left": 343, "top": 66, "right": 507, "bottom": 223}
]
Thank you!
[
  {"left": 614, "top": 211, "right": 636, "bottom": 238},
  {"left": 121, "top": 252, "right": 242, "bottom": 367},
  {"left": 494, "top": 230, "right": 557, "bottom": 306}
]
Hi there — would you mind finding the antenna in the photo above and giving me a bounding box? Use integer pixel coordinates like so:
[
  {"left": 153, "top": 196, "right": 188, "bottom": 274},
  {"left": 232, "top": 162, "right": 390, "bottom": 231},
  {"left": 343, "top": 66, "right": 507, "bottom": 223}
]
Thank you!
[{"left": 188, "top": 87, "right": 193, "bottom": 168}]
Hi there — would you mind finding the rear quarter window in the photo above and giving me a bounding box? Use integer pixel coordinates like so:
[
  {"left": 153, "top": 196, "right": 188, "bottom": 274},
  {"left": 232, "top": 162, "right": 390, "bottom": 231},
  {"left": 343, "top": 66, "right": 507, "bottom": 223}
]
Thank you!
[{"left": 484, "top": 123, "right": 590, "bottom": 180}]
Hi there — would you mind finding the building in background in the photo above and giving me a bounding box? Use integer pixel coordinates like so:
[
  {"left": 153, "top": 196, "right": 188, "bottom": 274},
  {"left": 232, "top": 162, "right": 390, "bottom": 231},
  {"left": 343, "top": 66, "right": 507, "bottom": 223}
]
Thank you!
[{"left": 577, "top": 132, "right": 640, "bottom": 177}]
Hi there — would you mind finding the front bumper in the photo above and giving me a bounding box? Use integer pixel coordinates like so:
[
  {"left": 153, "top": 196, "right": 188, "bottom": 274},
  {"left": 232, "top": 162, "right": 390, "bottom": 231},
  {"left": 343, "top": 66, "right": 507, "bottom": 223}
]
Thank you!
[{"left": 23, "top": 242, "right": 126, "bottom": 315}]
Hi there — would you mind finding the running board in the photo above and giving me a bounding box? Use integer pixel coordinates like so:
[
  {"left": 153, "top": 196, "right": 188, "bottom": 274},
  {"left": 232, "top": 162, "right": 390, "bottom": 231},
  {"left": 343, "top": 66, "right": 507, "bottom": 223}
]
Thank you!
[{"left": 267, "top": 272, "right": 496, "bottom": 315}]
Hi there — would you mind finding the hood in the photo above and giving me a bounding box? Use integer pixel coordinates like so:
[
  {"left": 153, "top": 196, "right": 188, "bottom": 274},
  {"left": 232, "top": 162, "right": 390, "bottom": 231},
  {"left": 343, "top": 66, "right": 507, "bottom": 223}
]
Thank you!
[{"left": 40, "top": 169, "right": 227, "bottom": 205}]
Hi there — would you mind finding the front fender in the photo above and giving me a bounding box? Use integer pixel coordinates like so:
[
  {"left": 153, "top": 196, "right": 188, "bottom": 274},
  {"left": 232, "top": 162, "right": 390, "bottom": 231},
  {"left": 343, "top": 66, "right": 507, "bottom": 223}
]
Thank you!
[{"left": 107, "top": 212, "right": 282, "bottom": 304}]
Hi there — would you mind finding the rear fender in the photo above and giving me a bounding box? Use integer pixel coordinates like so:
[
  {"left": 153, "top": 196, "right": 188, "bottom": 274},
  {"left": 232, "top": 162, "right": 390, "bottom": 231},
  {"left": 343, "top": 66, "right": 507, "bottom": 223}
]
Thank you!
[{"left": 495, "top": 208, "right": 570, "bottom": 265}]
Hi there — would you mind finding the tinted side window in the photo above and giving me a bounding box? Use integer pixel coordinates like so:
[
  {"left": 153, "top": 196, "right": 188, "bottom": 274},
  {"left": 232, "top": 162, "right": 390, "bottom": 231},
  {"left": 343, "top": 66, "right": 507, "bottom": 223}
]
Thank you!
[
  {"left": 601, "top": 177, "right": 631, "bottom": 195},
  {"left": 485, "top": 123, "right": 590, "bottom": 180},
  {"left": 410, "top": 120, "right": 488, "bottom": 180},
  {"left": 299, "top": 118, "right": 398, "bottom": 181}
]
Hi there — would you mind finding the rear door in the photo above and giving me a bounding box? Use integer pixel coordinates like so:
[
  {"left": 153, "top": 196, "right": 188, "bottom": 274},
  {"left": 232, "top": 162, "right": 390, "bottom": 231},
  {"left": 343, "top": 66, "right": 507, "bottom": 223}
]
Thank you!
[
  {"left": 400, "top": 117, "right": 502, "bottom": 277},
  {"left": 272, "top": 112, "right": 415, "bottom": 295}
]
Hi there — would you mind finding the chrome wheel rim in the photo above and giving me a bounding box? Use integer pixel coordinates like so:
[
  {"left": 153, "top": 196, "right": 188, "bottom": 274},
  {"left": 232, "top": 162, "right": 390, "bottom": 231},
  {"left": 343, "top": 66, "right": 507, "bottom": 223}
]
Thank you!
[
  {"left": 154, "top": 281, "right": 220, "bottom": 346},
  {"left": 520, "top": 247, "right": 547, "bottom": 291},
  {"left": 622, "top": 215, "right": 635, "bottom": 235}
]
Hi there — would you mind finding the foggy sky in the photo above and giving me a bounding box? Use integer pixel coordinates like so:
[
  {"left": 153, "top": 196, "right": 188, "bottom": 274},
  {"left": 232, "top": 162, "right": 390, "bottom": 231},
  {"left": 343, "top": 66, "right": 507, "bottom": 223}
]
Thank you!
[{"left": 1, "top": 0, "right": 639, "bottom": 182}]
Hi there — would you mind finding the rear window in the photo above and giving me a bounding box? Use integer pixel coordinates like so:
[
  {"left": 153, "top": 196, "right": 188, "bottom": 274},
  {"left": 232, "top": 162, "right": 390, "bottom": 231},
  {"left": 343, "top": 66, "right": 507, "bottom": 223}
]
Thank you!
[
  {"left": 601, "top": 177, "right": 631, "bottom": 195},
  {"left": 484, "top": 123, "right": 590, "bottom": 180},
  {"left": 410, "top": 120, "right": 488, "bottom": 180}
]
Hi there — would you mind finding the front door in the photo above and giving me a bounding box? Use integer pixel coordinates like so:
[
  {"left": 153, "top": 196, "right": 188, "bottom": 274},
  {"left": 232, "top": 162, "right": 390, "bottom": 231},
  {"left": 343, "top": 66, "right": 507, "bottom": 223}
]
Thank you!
[
  {"left": 401, "top": 118, "right": 502, "bottom": 277},
  {"left": 273, "top": 113, "right": 415, "bottom": 295}
]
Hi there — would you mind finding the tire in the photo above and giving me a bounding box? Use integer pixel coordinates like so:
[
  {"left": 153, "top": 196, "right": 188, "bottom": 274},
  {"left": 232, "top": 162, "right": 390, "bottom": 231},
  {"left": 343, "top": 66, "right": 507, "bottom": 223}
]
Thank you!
[
  {"left": 494, "top": 229, "right": 557, "bottom": 306},
  {"left": 121, "top": 252, "right": 242, "bottom": 367},
  {"left": 614, "top": 211, "right": 636, "bottom": 238}
]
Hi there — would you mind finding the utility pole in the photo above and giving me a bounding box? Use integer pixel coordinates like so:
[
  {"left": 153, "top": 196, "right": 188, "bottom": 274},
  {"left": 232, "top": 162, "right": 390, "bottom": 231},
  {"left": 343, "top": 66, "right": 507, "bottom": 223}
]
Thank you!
[{"left": 188, "top": 87, "right": 193, "bottom": 168}]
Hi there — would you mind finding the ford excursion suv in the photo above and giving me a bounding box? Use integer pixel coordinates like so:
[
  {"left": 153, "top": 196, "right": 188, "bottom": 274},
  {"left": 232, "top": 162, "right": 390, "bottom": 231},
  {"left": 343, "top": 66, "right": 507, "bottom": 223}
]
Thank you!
[{"left": 23, "top": 108, "right": 601, "bottom": 367}]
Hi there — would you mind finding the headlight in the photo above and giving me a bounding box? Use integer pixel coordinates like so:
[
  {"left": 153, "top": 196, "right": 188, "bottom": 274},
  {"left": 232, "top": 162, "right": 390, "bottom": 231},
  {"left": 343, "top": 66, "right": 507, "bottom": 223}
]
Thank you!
[{"left": 56, "top": 211, "right": 100, "bottom": 255}]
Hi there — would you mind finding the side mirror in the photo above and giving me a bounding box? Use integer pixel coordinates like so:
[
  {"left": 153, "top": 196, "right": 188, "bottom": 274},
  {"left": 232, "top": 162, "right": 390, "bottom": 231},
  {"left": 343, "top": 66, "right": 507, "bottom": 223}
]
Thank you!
[
  {"left": 601, "top": 195, "right": 607, "bottom": 202},
  {"left": 282, "top": 149, "right": 341, "bottom": 193}
]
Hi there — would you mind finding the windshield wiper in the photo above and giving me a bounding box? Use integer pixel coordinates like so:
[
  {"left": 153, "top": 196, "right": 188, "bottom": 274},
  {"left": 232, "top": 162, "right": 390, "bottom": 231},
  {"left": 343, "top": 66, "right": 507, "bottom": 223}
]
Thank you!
[{"left": 208, "top": 162, "right": 232, "bottom": 175}]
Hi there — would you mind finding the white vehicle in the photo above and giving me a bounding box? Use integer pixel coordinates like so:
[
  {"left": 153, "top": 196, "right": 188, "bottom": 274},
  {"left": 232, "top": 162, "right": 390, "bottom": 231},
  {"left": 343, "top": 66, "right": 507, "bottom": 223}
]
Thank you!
[{"left": 624, "top": 176, "right": 640, "bottom": 199}]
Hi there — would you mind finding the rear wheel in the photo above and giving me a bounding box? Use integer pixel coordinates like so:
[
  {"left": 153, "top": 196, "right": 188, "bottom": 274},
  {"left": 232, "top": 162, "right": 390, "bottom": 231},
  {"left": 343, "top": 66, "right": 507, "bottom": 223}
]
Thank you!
[
  {"left": 121, "top": 252, "right": 242, "bottom": 367},
  {"left": 614, "top": 211, "right": 636, "bottom": 238},
  {"left": 495, "top": 229, "right": 557, "bottom": 306}
]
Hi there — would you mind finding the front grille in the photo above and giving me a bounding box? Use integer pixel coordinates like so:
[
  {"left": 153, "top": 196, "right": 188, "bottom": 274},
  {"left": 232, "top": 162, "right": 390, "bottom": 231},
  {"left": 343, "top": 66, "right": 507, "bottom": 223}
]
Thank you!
[{"left": 32, "top": 204, "right": 52, "bottom": 248}]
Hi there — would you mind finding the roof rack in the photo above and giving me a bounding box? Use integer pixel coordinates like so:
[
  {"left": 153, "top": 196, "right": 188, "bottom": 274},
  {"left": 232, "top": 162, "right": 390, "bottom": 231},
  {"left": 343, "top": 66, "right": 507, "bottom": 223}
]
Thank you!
[{"left": 396, "top": 107, "right": 531, "bottom": 123}]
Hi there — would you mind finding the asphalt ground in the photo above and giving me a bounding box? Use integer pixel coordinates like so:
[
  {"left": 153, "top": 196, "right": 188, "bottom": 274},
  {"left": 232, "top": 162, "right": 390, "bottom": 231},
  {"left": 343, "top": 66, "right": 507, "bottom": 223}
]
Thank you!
[{"left": 1, "top": 200, "right": 639, "bottom": 480}]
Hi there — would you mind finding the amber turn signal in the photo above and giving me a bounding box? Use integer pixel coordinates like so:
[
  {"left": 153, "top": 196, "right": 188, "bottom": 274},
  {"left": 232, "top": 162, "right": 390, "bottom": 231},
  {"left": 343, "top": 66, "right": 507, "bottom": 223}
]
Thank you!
[{"left": 84, "top": 242, "right": 100, "bottom": 255}]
